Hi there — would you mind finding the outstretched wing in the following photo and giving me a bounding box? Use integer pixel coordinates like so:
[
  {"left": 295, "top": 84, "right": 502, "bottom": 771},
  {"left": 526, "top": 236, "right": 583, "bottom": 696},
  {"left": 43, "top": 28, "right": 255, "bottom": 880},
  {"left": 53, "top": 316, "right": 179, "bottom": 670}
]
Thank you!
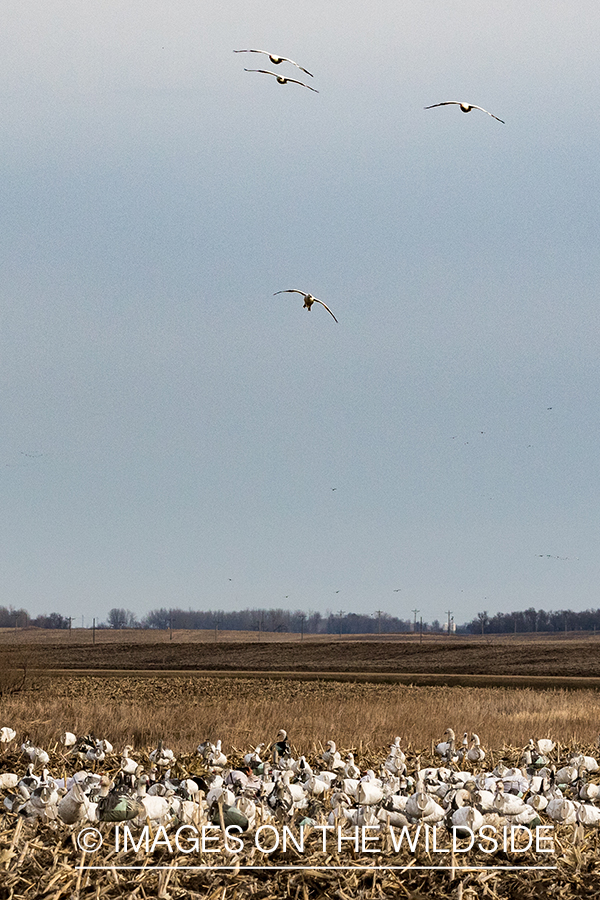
[
  {"left": 283, "top": 77, "right": 319, "bottom": 93},
  {"left": 425, "top": 101, "right": 504, "bottom": 123},
  {"left": 424, "top": 101, "right": 461, "bottom": 109},
  {"left": 468, "top": 105, "right": 505, "bottom": 124},
  {"left": 244, "top": 68, "right": 278, "bottom": 78},
  {"left": 274, "top": 57, "right": 313, "bottom": 77},
  {"left": 274, "top": 289, "right": 307, "bottom": 297},
  {"left": 234, "top": 49, "right": 313, "bottom": 77},
  {"left": 313, "top": 299, "right": 338, "bottom": 322}
]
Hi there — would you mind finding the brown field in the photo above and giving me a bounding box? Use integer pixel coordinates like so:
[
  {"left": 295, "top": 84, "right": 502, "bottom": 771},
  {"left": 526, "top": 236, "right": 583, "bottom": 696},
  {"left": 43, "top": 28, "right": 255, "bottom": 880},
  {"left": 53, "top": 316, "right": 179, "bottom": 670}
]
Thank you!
[
  {"left": 3, "top": 630, "right": 600, "bottom": 899},
  {"left": 2, "top": 628, "right": 600, "bottom": 751},
  {"left": 2, "top": 627, "right": 600, "bottom": 679}
]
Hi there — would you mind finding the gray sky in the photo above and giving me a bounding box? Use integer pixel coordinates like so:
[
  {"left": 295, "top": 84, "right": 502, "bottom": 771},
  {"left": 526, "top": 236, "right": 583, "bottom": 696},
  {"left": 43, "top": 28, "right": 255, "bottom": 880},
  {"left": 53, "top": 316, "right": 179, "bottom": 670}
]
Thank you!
[{"left": 1, "top": 0, "right": 599, "bottom": 625}]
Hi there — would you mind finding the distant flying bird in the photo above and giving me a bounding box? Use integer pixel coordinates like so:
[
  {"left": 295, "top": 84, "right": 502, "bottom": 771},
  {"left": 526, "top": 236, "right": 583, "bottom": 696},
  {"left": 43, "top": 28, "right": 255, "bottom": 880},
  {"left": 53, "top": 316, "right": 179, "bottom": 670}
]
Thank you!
[
  {"left": 425, "top": 101, "right": 505, "bottom": 124},
  {"left": 538, "top": 554, "right": 577, "bottom": 560},
  {"left": 234, "top": 49, "right": 313, "bottom": 77},
  {"left": 244, "top": 69, "right": 318, "bottom": 92},
  {"left": 274, "top": 290, "right": 338, "bottom": 321}
]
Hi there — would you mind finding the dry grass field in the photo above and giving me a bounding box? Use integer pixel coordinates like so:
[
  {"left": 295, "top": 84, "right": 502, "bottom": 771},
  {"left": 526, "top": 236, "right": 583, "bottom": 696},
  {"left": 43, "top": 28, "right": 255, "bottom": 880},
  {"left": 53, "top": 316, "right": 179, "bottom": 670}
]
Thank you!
[
  {"left": 2, "top": 628, "right": 600, "bottom": 751},
  {"left": 2, "top": 671, "right": 600, "bottom": 754}
]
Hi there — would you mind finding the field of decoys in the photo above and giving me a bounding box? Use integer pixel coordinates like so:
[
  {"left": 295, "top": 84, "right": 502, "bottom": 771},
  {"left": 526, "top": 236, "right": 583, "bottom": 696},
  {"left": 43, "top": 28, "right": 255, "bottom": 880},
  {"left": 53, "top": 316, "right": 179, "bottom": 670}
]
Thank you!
[{"left": 4, "top": 707, "right": 600, "bottom": 899}]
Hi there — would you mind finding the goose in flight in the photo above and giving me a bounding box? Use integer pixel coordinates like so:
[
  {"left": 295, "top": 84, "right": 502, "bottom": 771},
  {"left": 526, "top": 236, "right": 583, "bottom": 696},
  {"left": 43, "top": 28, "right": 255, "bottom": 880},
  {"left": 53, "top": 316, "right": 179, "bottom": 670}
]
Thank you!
[
  {"left": 235, "top": 49, "right": 313, "bottom": 77},
  {"left": 244, "top": 69, "right": 318, "bottom": 92},
  {"left": 274, "top": 290, "right": 338, "bottom": 322},
  {"left": 425, "top": 101, "right": 505, "bottom": 124}
]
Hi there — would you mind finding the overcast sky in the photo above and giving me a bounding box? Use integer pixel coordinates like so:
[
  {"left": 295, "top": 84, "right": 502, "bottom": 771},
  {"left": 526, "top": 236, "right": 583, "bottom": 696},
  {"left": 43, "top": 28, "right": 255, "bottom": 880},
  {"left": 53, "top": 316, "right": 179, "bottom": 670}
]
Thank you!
[{"left": 1, "top": 1, "right": 599, "bottom": 626}]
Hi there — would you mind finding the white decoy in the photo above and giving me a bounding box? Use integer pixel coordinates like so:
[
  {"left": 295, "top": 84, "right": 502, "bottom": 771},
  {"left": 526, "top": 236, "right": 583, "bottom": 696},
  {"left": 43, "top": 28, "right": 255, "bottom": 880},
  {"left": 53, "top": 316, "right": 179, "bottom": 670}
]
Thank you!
[
  {"left": 292, "top": 755, "right": 313, "bottom": 779},
  {"left": 435, "top": 729, "right": 457, "bottom": 761},
  {"left": 136, "top": 776, "right": 174, "bottom": 825},
  {"left": 304, "top": 774, "right": 329, "bottom": 797},
  {"left": 467, "top": 733, "right": 486, "bottom": 764},
  {"left": 86, "top": 740, "right": 105, "bottom": 764},
  {"left": 555, "top": 764, "right": 579, "bottom": 786},
  {"left": 356, "top": 781, "right": 384, "bottom": 806},
  {"left": 546, "top": 798, "right": 577, "bottom": 824},
  {"left": 0, "top": 727, "right": 16, "bottom": 744},
  {"left": 28, "top": 782, "right": 60, "bottom": 822},
  {"left": 536, "top": 738, "right": 555, "bottom": 755},
  {"left": 274, "top": 289, "right": 337, "bottom": 321},
  {"left": 452, "top": 805, "right": 483, "bottom": 835},
  {"left": 120, "top": 746, "right": 138, "bottom": 776},
  {"left": 388, "top": 737, "right": 406, "bottom": 764},
  {"left": 244, "top": 744, "right": 265, "bottom": 768},
  {"left": 577, "top": 802, "right": 600, "bottom": 826},
  {"left": 21, "top": 740, "right": 49, "bottom": 767},
  {"left": 579, "top": 779, "right": 600, "bottom": 801},
  {"left": 57, "top": 782, "right": 91, "bottom": 825},
  {"left": 60, "top": 732, "right": 77, "bottom": 748},
  {"left": 234, "top": 49, "right": 313, "bottom": 77},
  {"left": 570, "top": 753, "right": 599, "bottom": 773},
  {"left": 0, "top": 772, "right": 18, "bottom": 789},
  {"left": 344, "top": 753, "right": 361, "bottom": 780},
  {"left": 244, "top": 69, "right": 319, "bottom": 92},
  {"left": 492, "top": 783, "right": 529, "bottom": 817},
  {"left": 17, "top": 765, "right": 40, "bottom": 797},
  {"left": 149, "top": 740, "right": 175, "bottom": 769},
  {"left": 208, "top": 740, "right": 227, "bottom": 769},
  {"left": 424, "top": 101, "right": 505, "bottom": 124}
]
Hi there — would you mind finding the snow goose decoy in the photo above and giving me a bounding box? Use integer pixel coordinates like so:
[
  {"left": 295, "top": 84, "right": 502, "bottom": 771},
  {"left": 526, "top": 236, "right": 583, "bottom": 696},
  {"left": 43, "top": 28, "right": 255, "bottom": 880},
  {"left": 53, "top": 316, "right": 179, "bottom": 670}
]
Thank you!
[
  {"left": 244, "top": 69, "right": 318, "bottom": 92},
  {"left": 425, "top": 101, "right": 505, "bottom": 124},
  {"left": 274, "top": 289, "right": 338, "bottom": 321},
  {"left": 435, "top": 728, "right": 457, "bottom": 763},
  {"left": 272, "top": 729, "right": 291, "bottom": 765},
  {"left": 0, "top": 727, "right": 16, "bottom": 745},
  {"left": 243, "top": 743, "right": 265, "bottom": 770},
  {"left": 149, "top": 739, "right": 175, "bottom": 769},
  {"left": 467, "top": 733, "right": 486, "bottom": 764},
  {"left": 234, "top": 49, "right": 313, "bottom": 77}
]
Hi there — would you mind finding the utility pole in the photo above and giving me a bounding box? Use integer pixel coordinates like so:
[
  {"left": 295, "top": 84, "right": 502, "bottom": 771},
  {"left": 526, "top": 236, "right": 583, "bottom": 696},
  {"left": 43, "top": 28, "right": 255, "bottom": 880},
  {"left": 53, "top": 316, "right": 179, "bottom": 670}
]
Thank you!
[
  {"left": 92, "top": 617, "right": 96, "bottom": 645},
  {"left": 338, "top": 610, "right": 344, "bottom": 638},
  {"left": 169, "top": 611, "right": 173, "bottom": 641},
  {"left": 375, "top": 610, "right": 383, "bottom": 635},
  {"left": 299, "top": 613, "right": 306, "bottom": 641},
  {"left": 69, "top": 617, "right": 73, "bottom": 637},
  {"left": 412, "top": 609, "right": 420, "bottom": 634},
  {"left": 446, "top": 610, "right": 453, "bottom": 636},
  {"left": 420, "top": 615, "right": 423, "bottom": 644}
]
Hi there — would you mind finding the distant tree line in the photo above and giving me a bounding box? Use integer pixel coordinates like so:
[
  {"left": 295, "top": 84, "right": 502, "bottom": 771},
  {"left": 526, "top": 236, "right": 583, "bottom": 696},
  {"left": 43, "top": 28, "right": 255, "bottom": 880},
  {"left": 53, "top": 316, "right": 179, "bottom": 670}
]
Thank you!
[
  {"left": 465, "top": 607, "right": 600, "bottom": 634},
  {"left": 110, "top": 607, "right": 422, "bottom": 634},
  {"left": 5, "top": 601, "right": 600, "bottom": 634},
  {"left": 0, "top": 606, "right": 69, "bottom": 629}
]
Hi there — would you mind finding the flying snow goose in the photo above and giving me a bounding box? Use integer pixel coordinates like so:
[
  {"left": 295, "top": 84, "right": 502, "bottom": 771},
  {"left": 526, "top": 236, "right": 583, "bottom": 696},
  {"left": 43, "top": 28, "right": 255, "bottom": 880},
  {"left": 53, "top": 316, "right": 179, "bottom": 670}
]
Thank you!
[
  {"left": 244, "top": 69, "right": 318, "bottom": 92},
  {"left": 234, "top": 49, "right": 313, "bottom": 77},
  {"left": 425, "top": 101, "right": 505, "bottom": 123},
  {"left": 274, "top": 289, "right": 338, "bottom": 321}
]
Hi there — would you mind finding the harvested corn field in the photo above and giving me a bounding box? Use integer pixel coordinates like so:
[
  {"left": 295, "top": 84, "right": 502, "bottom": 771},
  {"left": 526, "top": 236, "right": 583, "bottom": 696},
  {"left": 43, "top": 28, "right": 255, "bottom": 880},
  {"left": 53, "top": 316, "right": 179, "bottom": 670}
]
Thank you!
[
  {"left": 3, "top": 673, "right": 600, "bottom": 897},
  {"left": 1, "top": 725, "right": 600, "bottom": 900}
]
